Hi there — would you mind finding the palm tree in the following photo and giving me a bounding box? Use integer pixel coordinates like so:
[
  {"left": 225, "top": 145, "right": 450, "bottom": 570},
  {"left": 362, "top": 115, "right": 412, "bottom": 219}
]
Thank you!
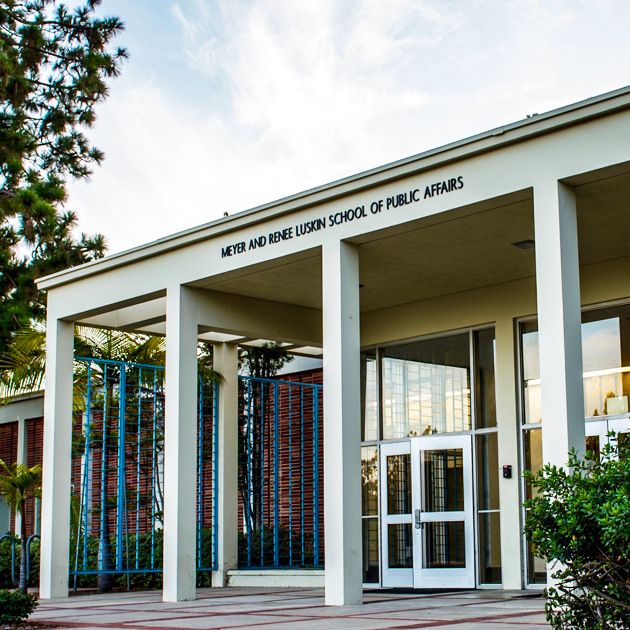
[
  {"left": 0, "top": 460, "right": 42, "bottom": 594},
  {"left": 0, "top": 320, "right": 221, "bottom": 401}
]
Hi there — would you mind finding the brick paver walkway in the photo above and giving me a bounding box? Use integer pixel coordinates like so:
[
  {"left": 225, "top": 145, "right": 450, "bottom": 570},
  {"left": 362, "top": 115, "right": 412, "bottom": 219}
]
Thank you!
[{"left": 32, "top": 587, "right": 548, "bottom": 629}]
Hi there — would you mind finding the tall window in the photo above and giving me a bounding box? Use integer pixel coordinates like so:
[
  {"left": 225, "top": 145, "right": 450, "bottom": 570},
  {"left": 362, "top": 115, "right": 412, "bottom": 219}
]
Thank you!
[
  {"left": 520, "top": 302, "right": 630, "bottom": 585},
  {"left": 361, "top": 445, "right": 379, "bottom": 583},
  {"left": 381, "top": 334, "right": 471, "bottom": 438},
  {"left": 522, "top": 303, "right": 630, "bottom": 425},
  {"left": 360, "top": 328, "right": 500, "bottom": 585}
]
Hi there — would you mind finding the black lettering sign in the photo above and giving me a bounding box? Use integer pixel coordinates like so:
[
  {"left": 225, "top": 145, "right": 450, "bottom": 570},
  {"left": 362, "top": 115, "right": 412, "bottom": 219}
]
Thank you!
[{"left": 220, "top": 176, "right": 464, "bottom": 258}]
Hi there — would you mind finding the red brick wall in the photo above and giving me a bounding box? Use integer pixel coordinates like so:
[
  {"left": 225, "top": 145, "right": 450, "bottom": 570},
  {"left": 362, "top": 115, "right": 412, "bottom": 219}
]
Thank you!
[{"left": 0, "top": 421, "right": 18, "bottom": 534}]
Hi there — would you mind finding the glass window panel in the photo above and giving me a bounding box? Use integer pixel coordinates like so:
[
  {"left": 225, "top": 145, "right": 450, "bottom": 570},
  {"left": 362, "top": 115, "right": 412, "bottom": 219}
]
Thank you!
[
  {"left": 524, "top": 427, "right": 546, "bottom": 584},
  {"left": 387, "top": 454, "right": 411, "bottom": 515},
  {"left": 475, "top": 329, "right": 497, "bottom": 429},
  {"left": 521, "top": 322, "right": 541, "bottom": 425},
  {"left": 478, "top": 512, "right": 501, "bottom": 584},
  {"left": 619, "top": 433, "right": 629, "bottom": 459},
  {"left": 361, "top": 352, "right": 379, "bottom": 441},
  {"left": 586, "top": 435, "right": 600, "bottom": 460},
  {"left": 423, "top": 449, "right": 464, "bottom": 512},
  {"left": 476, "top": 433, "right": 499, "bottom": 511},
  {"left": 382, "top": 334, "right": 471, "bottom": 438},
  {"left": 361, "top": 446, "right": 378, "bottom": 516},
  {"left": 424, "top": 521, "right": 466, "bottom": 568},
  {"left": 527, "top": 542, "right": 547, "bottom": 585},
  {"left": 521, "top": 306, "right": 630, "bottom": 424},
  {"left": 524, "top": 428, "right": 543, "bottom": 501},
  {"left": 388, "top": 523, "right": 413, "bottom": 568},
  {"left": 582, "top": 317, "right": 625, "bottom": 418},
  {"left": 362, "top": 518, "right": 379, "bottom": 582}
]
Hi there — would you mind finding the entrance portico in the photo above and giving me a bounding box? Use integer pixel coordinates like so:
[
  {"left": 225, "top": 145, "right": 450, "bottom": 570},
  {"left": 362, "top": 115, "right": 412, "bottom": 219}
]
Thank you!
[{"left": 37, "top": 86, "right": 630, "bottom": 603}]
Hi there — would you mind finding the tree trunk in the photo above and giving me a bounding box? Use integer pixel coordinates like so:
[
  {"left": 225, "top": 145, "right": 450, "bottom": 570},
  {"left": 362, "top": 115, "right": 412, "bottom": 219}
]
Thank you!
[
  {"left": 98, "top": 399, "right": 114, "bottom": 593},
  {"left": 19, "top": 498, "right": 27, "bottom": 595},
  {"left": 97, "top": 507, "right": 114, "bottom": 593}
]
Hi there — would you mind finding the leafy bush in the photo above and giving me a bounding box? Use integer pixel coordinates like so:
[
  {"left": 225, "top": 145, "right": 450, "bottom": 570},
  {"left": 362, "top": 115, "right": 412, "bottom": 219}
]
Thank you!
[
  {"left": 238, "top": 525, "right": 319, "bottom": 567},
  {"left": 0, "top": 536, "right": 41, "bottom": 589},
  {"left": 0, "top": 589, "right": 38, "bottom": 622},
  {"left": 524, "top": 434, "right": 630, "bottom": 629},
  {"left": 0, "top": 536, "right": 18, "bottom": 588}
]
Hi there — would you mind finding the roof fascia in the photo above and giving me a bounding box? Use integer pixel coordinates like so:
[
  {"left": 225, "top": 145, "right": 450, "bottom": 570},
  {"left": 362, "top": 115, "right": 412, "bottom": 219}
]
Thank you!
[{"left": 37, "top": 85, "right": 630, "bottom": 290}]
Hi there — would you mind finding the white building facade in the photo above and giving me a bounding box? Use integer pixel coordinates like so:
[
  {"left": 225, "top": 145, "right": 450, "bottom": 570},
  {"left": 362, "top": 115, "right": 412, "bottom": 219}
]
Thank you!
[{"left": 37, "top": 87, "right": 630, "bottom": 603}]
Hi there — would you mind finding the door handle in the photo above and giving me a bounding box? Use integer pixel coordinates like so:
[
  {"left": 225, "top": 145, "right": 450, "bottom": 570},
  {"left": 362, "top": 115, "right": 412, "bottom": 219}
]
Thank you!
[{"left": 415, "top": 509, "right": 422, "bottom": 529}]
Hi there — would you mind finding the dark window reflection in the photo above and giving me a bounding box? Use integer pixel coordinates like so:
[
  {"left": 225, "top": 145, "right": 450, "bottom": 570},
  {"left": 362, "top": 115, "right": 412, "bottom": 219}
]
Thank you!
[
  {"left": 361, "top": 446, "right": 378, "bottom": 516},
  {"left": 387, "top": 454, "right": 411, "bottom": 515},
  {"left": 388, "top": 523, "right": 413, "bottom": 568},
  {"left": 475, "top": 329, "right": 497, "bottom": 429},
  {"left": 424, "top": 521, "right": 466, "bottom": 568},
  {"left": 423, "top": 449, "right": 464, "bottom": 512}
]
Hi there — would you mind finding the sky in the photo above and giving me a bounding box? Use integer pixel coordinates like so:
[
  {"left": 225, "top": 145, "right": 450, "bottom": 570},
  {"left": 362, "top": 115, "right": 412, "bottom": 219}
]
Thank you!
[{"left": 65, "top": 0, "right": 630, "bottom": 255}]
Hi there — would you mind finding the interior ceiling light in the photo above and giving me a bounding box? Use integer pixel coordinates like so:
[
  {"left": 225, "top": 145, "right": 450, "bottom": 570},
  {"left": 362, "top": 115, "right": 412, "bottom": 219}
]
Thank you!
[{"left": 512, "top": 239, "right": 535, "bottom": 250}]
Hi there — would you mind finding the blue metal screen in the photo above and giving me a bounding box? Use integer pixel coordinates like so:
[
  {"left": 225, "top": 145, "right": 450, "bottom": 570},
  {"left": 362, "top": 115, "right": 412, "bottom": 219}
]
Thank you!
[
  {"left": 238, "top": 376, "right": 324, "bottom": 568},
  {"left": 70, "top": 358, "right": 218, "bottom": 577}
]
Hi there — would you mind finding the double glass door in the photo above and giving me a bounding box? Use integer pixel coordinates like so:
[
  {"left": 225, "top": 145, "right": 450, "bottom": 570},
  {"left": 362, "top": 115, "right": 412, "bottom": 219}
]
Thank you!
[{"left": 381, "top": 435, "right": 475, "bottom": 588}]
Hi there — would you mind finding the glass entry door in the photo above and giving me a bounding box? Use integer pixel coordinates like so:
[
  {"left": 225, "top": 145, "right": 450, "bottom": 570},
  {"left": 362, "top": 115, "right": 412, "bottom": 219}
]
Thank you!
[
  {"left": 411, "top": 435, "right": 475, "bottom": 588},
  {"left": 380, "top": 436, "right": 474, "bottom": 588}
]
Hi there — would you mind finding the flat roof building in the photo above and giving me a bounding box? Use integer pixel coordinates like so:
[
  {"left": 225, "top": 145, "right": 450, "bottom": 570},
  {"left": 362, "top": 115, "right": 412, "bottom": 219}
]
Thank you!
[{"left": 37, "top": 85, "right": 630, "bottom": 603}]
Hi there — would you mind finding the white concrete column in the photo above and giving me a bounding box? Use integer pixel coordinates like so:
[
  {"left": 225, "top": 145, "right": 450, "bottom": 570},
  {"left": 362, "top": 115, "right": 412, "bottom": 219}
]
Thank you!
[
  {"left": 533, "top": 180, "right": 585, "bottom": 469},
  {"left": 163, "top": 285, "right": 199, "bottom": 602},
  {"left": 322, "top": 240, "right": 362, "bottom": 606},
  {"left": 14, "top": 416, "right": 28, "bottom": 537},
  {"left": 495, "top": 316, "right": 523, "bottom": 589},
  {"left": 39, "top": 313, "right": 74, "bottom": 599},
  {"left": 211, "top": 342, "right": 239, "bottom": 587}
]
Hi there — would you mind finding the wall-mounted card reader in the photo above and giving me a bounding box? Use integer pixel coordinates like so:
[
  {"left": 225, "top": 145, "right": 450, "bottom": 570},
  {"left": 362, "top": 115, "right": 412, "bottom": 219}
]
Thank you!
[{"left": 503, "top": 465, "right": 512, "bottom": 479}]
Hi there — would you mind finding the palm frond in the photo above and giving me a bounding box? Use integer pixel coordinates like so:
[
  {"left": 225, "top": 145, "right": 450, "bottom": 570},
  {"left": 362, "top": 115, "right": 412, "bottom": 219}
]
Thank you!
[
  {"left": 1, "top": 320, "right": 223, "bottom": 402},
  {"left": 0, "top": 460, "right": 42, "bottom": 513}
]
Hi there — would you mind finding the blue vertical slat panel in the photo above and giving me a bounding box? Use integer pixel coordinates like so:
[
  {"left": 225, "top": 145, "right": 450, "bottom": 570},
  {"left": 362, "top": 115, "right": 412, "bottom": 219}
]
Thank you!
[
  {"left": 313, "top": 386, "right": 320, "bottom": 566},
  {"left": 288, "top": 384, "right": 293, "bottom": 566},
  {"left": 212, "top": 382, "right": 219, "bottom": 570},
  {"left": 116, "top": 365, "right": 126, "bottom": 572},
  {"left": 235, "top": 376, "right": 323, "bottom": 570},
  {"left": 246, "top": 377, "right": 253, "bottom": 567},
  {"left": 196, "top": 376, "right": 203, "bottom": 569},
  {"left": 260, "top": 381, "right": 265, "bottom": 565},
  {"left": 273, "top": 381, "right": 280, "bottom": 567},
  {"left": 300, "top": 384, "right": 305, "bottom": 565}
]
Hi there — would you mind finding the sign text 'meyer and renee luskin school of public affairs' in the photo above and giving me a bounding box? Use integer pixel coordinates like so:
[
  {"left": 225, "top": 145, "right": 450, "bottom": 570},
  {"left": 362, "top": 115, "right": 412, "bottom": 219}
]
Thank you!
[{"left": 220, "top": 176, "right": 464, "bottom": 259}]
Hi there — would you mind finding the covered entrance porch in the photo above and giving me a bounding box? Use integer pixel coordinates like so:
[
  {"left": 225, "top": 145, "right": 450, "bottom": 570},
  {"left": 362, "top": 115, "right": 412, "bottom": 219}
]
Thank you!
[{"left": 37, "top": 88, "right": 630, "bottom": 604}]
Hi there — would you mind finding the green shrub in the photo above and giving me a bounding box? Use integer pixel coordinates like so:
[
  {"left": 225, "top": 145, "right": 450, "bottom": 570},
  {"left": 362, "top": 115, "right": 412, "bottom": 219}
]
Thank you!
[
  {"left": 0, "top": 589, "right": 38, "bottom": 622},
  {"left": 0, "top": 536, "right": 18, "bottom": 589},
  {"left": 524, "top": 433, "right": 630, "bottom": 629},
  {"left": 238, "top": 525, "right": 318, "bottom": 567}
]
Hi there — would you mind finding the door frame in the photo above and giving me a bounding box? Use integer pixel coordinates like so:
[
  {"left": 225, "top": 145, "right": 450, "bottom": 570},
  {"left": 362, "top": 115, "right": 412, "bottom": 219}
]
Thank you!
[
  {"left": 379, "top": 434, "right": 476, "bottom": 588},
  {"left": 411, "top": 434, "right": 475, "bottom": 589},
  {"left": 380, "top": 440, "right": 413, "bottom": 587}
]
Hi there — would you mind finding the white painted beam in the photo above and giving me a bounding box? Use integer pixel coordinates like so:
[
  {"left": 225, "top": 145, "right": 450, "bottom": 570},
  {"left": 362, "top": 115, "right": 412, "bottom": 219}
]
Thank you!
[
  {"left": 211, "top": 343, "right": 239, "bottom": 587},
  {"left": 193, "top": 289, "right": 322, "bottom": 346},
  {"left": 78, "top": 297, "right": 166, "bottom": 331},
  {"left": 322, "top": 241, "right": 362, "bottom": 605},
  {"left": 39, "top": 312, "right": 74, "bottom": 599},
  {"left": 163, "top": 286, "right": 199, "bottom": 602},
  {"left": 534, "top": 180, "right": 585, "bottom": 468}
]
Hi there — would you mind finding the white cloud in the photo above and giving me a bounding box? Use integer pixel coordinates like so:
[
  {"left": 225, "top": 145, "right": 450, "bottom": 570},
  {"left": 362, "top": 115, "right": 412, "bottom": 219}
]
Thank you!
[{"left": 66, "top": 0, "right": 630, "bottom": 253}]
